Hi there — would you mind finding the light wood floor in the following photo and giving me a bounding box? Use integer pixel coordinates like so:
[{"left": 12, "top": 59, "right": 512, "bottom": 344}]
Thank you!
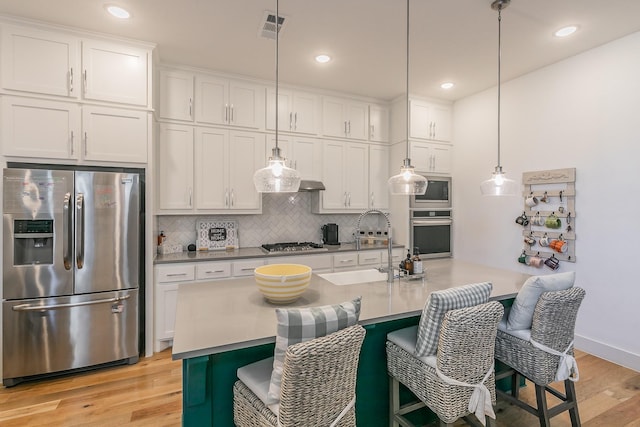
[{"left": 0, "top": 349, "right": 638, "bottom": 426}]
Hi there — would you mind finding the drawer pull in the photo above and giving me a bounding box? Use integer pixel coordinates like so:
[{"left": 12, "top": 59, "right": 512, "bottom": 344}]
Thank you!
[
  {"left": 241, "top": 267, "right": 255, "bottom": 271},
  {"left": 340, "top": 259, "right": 355, "bottom": 263},
  {"left": 205, "top": 270, "right": 225, "bottom": 274},
  {"left": 167, "top": 273, "right": 188, "bottom": 277},
  {"left": 363, "top": 257, "right": 377, "bottom": 261}
]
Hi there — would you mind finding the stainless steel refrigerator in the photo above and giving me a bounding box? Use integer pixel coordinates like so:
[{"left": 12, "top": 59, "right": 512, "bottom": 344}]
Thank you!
[{"left": 2, "top": 168, "right": 141, "bottom": 386}]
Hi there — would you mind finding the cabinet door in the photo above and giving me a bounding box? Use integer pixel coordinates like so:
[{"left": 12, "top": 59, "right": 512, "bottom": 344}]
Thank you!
[
  {"left": 369, "top": 145, "right": 389, "bottom": 210},
  {"left": 228, "top": 131, "right": 264, "bottom": 210},
  {"left": 430, "top": 104, "right": 452, "bottom": 142},
  {"left": 266, "top": 135, "right": 292, "bottom": 168},
  {"left": 195, "top": 128, "right": 229, "bottom": 210},
  {"left": 291, "top": 91, "right": 318, "bottom": 134},
  {"left": 346, "top": 102, "right": 369, "bottom": 140},
  {"left": 431, "top": 144, "right": 452, "bottom": 174},
  {"left": 291, "top": 137, "right": 322, "bottom": 181},
  {"left": 82, "top": 106, "right": 147, "bottom": 163},
  {"left": 195, "top": 75, "right": 228, "bottom": 125},
  {"left": 233, "top": 259, "right": 265, "bottom": 277},
  {"left": 266, "top": 89, "right": 292, "bottom": 131},
  {"left": 369, "top": 104, "right": 389, "bottom": 143},
  {"left": 345, "top": 142, "right": 369, "bottom": 209},
  {"left": 155, "top": 282, "right": 179, "bottom": 340},
  {"left": 82, "top": 40, "right": 149, "bottom": 106},
  {"left": 158, "top": 124, "right": 194, "bottom": 210},
  {"left": 321, "top": 140, "right": 347, "bottom": 209},
  {"left": 411, "top": 141, "right": 432, "bottom": 173},
  {"left": 1, "top": 25, "right": 78, "bottom": 98},
  {"left": 159, "top": 70, "right": 194, "bottom": 121},
  {"left": 409, "top": 100, "right": 431, "bottom": 139},
  {"left": 322, "top": 97, "right": 347, "bottom": 138},
  {"left": 229, "top": 81, "right": 260, "bottom": 128},
  {"left": 1, "top": 96, "right": 80, "bottom": 159}
]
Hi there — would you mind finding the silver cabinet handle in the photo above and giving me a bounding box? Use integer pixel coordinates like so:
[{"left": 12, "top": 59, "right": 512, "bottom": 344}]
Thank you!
[
  {"left": 344, "top": 121, "right": 347, "bottom": 135},
  {"left": 240, "top": 267, "right": 255, "bottom": 271},
  {"left": 225, "top": 104, "right": 229, "bottom": 122},
  {"left": 189, "top": 97, "right": 192, "bottom": 118},
  {"left": 432, "top": 122, "right": 436, "bottom": 138},
  {"left": 188, "top": 187, "right": 193, "bottom": 207},
  {"left": 370, "top": 192, "right": 375, "bottom": 208},
  {"left": 230, "top": 104, "right": 234, "bottom": 123},
  {"left": 84, "top": 132, "right": 88, "bottom": 156},
  {"left": 167, "top": 273, "right": 188, "bottom": 277},
  {"left": 344, "top": 192, "right": 348, "bottom": 207},
  {"left": 76, "top": 193, "right": 85, "bottom": 269},
  {"left": 363, "top": 257, "right": 377, "bottom": 262},
  {"left": 339, "top": 259, "right": 355, "bottom": 263},
  {"left": 69, "top": 67, "right": 74, "bottom": 94},
  {"left": 83, "top": 69, "right": 87, "bottom": 93},
  {"left": 370, "top": 125, "right": 374, "bottom": 139},
  {"left": 70, "top": 131, "right": 74, "bottom": 156},
  {"left": 230, "top": 189, "right": 235, "bottom": 207},
  {"left": 294, "top": 112, "right": 297, "bottom": 131},
  {"left": 12, "top": 295, "right": 130, "bottom": 312},
  {"left": 348, "top": 192, "right": 351, "bottom": 206},
  {"left": 289, "top": 112, "right": 293, "bottom": 130},
  {"left": 348, "top": 120, "right": 351, "bottom": 135},
  {"left": 63, "top": 192, "right": 72, "bottom": 270},
  {"left": 225, "top": 189, "right": 229, "bottom": 207},
  {"left": 205, "top": 270, "right": 225, "bottom": 274}
]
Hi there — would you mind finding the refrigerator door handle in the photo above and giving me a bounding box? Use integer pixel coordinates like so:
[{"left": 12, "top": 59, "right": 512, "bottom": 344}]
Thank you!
[
  {"left": 12, "top": 294, "right": 131, "bottom": 312},
  {"left": 63, "top": 192, "right": 73, "bottom": 270},
  {"left": 76, "top": 193, "right": 85, "bottom": 269}
]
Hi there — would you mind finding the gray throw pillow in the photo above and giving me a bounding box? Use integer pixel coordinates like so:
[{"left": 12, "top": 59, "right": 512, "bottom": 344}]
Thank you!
[{"left": 507, "top": 271, "right": 575, "bottom": 331}]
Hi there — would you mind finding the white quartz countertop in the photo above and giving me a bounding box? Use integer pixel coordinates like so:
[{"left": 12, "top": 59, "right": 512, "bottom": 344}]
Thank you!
[{"left": 171, "top": 258, "right": 530, "bottom": 360}]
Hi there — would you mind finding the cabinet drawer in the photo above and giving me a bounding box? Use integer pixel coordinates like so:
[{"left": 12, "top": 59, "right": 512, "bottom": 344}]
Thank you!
[
  {"left": 358, "top": 251, "right": 381, "bottom": 266},
  {"left": 267, "top": 254, "right": 332, "bottom": 271},
  {"left": 156, "top": 264, "right": 195, "bottom": 283},
  {"left": 196, "top": 262, "right": 231, "bottom": 280},
  {"left": 333, "top": 253, "right": 358, "bottom": 269},
  {"left": 233, "top": 259, "right": 265, "bottom": 277}
]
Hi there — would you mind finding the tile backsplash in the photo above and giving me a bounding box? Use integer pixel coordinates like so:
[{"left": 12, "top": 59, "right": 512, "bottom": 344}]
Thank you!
[{"left": 157, "top": 193, "right": 391, "bottom": 249}]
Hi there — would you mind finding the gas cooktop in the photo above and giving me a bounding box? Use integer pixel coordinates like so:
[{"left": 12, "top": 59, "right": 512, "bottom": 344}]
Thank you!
[{"left": 261, "top": 242, "right": 328, "bottom": 254}]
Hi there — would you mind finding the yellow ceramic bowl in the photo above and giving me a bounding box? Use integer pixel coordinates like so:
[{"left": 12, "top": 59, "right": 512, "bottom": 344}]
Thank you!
[{"left": 254, "top": 264, "right": 312, "bottom": 304}]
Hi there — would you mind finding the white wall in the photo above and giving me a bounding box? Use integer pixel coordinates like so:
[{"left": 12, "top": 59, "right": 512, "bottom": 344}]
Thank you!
[{"left": 452, "top": 31, "right": 640, "bottom": 371}]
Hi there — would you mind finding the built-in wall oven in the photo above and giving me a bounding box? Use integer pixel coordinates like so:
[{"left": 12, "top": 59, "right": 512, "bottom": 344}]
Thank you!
[
  {"left": 410, "top": 209, "right": 452, "bottom": 259},
  {"left": 410, "top": 176, "right": 451, "bottom": 209}
]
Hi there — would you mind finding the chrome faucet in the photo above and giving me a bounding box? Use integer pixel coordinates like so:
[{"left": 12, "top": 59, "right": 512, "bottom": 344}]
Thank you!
[{"left": 355, "top": 209, "right": 394, "bottom": 285}]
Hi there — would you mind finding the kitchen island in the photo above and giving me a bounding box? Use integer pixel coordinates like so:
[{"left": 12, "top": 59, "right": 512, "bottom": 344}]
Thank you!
[{"left": 173, "top": 258, "right": 530, "bottom": 426}]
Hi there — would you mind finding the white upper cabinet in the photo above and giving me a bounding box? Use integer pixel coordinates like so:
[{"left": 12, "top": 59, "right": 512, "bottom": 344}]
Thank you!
[
  {"left": 159, "top": 69, "right": 194, "bottom": 121},
  {"left": 368, "top": 145, "right": 390, "bottom": 210},
  {"left": 322, "top": 96, "right": 369, "bottom": 140},
  {"left": 409, "top": 99, "right": 452, "bottom": 142},
  {"left": 0, "top": 24, "right": 151, "bottom": 107},
  {"left": 1, "top": 25, "right": 78, "bottom": 97},
  {"left": 266, "top": 88, "right": 318, "bottom": 135},
  {"left": 368, "top": 104, "right": 389, "bottom": 143},
  {"left": 266, "top": 135, "right": 322, "bottom": 181},
  {"left": 1, "top": 95, "right": 148, "bottom": 164},
  {"left": 81, "top": 40, "right": 149, "bottom": 106},
  {"left": 1, "top": 96, "right": 80, "bottom": 159},
  {"left": 158, "top": 123, "right": 195, "bottom": 211},
  {"left": 195, "top": 75, "right": 262, "bottom": 129},
  {"left": 411, "top": 141, "right": 452, "bottom": 174}
]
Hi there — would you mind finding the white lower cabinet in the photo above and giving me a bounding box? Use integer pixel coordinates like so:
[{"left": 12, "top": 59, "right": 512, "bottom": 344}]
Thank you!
[
  {"left": 266, "top": 254, "right": 332, "bottom": 273},
  {"left": 233, "top": 259, "right": 266, "bottom": 277}
]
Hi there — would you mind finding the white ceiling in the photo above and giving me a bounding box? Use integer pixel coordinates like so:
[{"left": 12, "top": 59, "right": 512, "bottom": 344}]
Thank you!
[{"left": 1, "top": 0, "right": 640, "bottom": 101}]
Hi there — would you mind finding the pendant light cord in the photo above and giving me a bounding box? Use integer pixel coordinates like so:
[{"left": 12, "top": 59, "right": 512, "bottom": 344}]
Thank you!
[
  {"left": 496, "top": 5, "right": 502, "bottom": 169},
  {"left": 274, "top": 0, "right": 280, "bottom": 156},
  {"left": 405, "top": 0, "right": 410, "bottom": 160}
]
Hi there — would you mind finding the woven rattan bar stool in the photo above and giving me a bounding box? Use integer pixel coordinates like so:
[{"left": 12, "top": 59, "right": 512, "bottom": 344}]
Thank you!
[
  {"left": 387, "top": 301, "right": 504, "bottom": 427},
  {"left": 233, "top": 324, "right": 366, "bottom": 427},
  {"left": 495, "top": 287, "right": 586, "bottom": 427}
]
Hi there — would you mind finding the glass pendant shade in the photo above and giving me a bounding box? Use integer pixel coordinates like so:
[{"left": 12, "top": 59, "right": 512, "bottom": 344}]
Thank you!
[
  {"left": 480, "top": 166, "right": 518, "bottom": 196},
  {"left": 253, "top": 148, "right": 301, "bottom": 193},
  {"left": 388, "top": 160, "right": 427, "bottom": 195}
]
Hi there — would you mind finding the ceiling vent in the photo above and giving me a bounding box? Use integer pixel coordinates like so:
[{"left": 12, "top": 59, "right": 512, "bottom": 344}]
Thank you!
[{"left": 258, "top": 10, "right": 287, "bottom": 40}]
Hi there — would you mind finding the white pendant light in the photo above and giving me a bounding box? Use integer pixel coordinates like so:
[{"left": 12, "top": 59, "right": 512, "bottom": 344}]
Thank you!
[
  {"left": 254, "top": 0, "right": 301, "bottom": 193},
  {"left": 480, "top": 0, "right": 518, "bottom": 196},
  {"left": 388, "top": 0, "right": 427, "bottom": 196}
]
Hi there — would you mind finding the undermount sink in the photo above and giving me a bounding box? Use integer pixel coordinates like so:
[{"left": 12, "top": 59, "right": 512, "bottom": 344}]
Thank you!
[{"left": 319, "top": 269, "right": 389, "bottom": 286}]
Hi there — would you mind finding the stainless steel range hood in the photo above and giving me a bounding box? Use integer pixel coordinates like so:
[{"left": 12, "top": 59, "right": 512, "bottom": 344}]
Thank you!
[{"left": 298, "top": 180, "right": 325, "bottom": 191}]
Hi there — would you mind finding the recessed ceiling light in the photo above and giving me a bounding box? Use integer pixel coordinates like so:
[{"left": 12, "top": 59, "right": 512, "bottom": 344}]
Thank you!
[
  {"left": 106, "top": 5, "right": 131, "bottom": 19},
  {"left": 315, "top": 54, "right": 331, "bottom": 64},
  {"left": 554, "top": 25, "right": 578, "bottom": 38},
  {"left": 440, "top": 82, "right": 454, "bottom": 90}
]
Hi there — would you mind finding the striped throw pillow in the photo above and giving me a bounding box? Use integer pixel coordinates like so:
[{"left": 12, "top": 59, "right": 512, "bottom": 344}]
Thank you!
[
  {"left": 266, "top": 296, "right": 362, "bottom": 406},
  {"left": 415, "top": 282, "right": 492, "bottom": 357}
]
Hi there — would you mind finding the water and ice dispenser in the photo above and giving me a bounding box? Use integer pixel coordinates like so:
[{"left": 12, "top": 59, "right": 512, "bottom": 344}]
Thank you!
[{"left": 12, "top": 219, "right": 54, "bottom": 265}]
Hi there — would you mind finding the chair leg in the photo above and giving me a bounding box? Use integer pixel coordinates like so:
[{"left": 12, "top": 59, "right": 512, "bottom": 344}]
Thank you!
[
  {"left": 438, "top": 420, "right": 454, "bottom": 427},
  {"left": 389, "top": 375, "right": 400, "bottom": 427},
  {"left": 511, "top": 371, "right": 521, "bottom": 399},
  {"left": 565, "top": 379, "right": 582, "bottom": 427},
  {"left": 534, "top": 384, "right": 551, "bottom": 427}
]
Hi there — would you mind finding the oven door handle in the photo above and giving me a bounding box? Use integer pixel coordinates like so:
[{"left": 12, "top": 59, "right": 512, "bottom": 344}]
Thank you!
[{"left": 411, "top": 219, "right": 452, "bottom": 226}]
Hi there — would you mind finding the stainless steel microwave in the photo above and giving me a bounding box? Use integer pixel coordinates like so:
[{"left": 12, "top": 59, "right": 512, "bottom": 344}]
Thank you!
[{"left": 410, "top": 176, "right": 452, "bottom": 209}]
